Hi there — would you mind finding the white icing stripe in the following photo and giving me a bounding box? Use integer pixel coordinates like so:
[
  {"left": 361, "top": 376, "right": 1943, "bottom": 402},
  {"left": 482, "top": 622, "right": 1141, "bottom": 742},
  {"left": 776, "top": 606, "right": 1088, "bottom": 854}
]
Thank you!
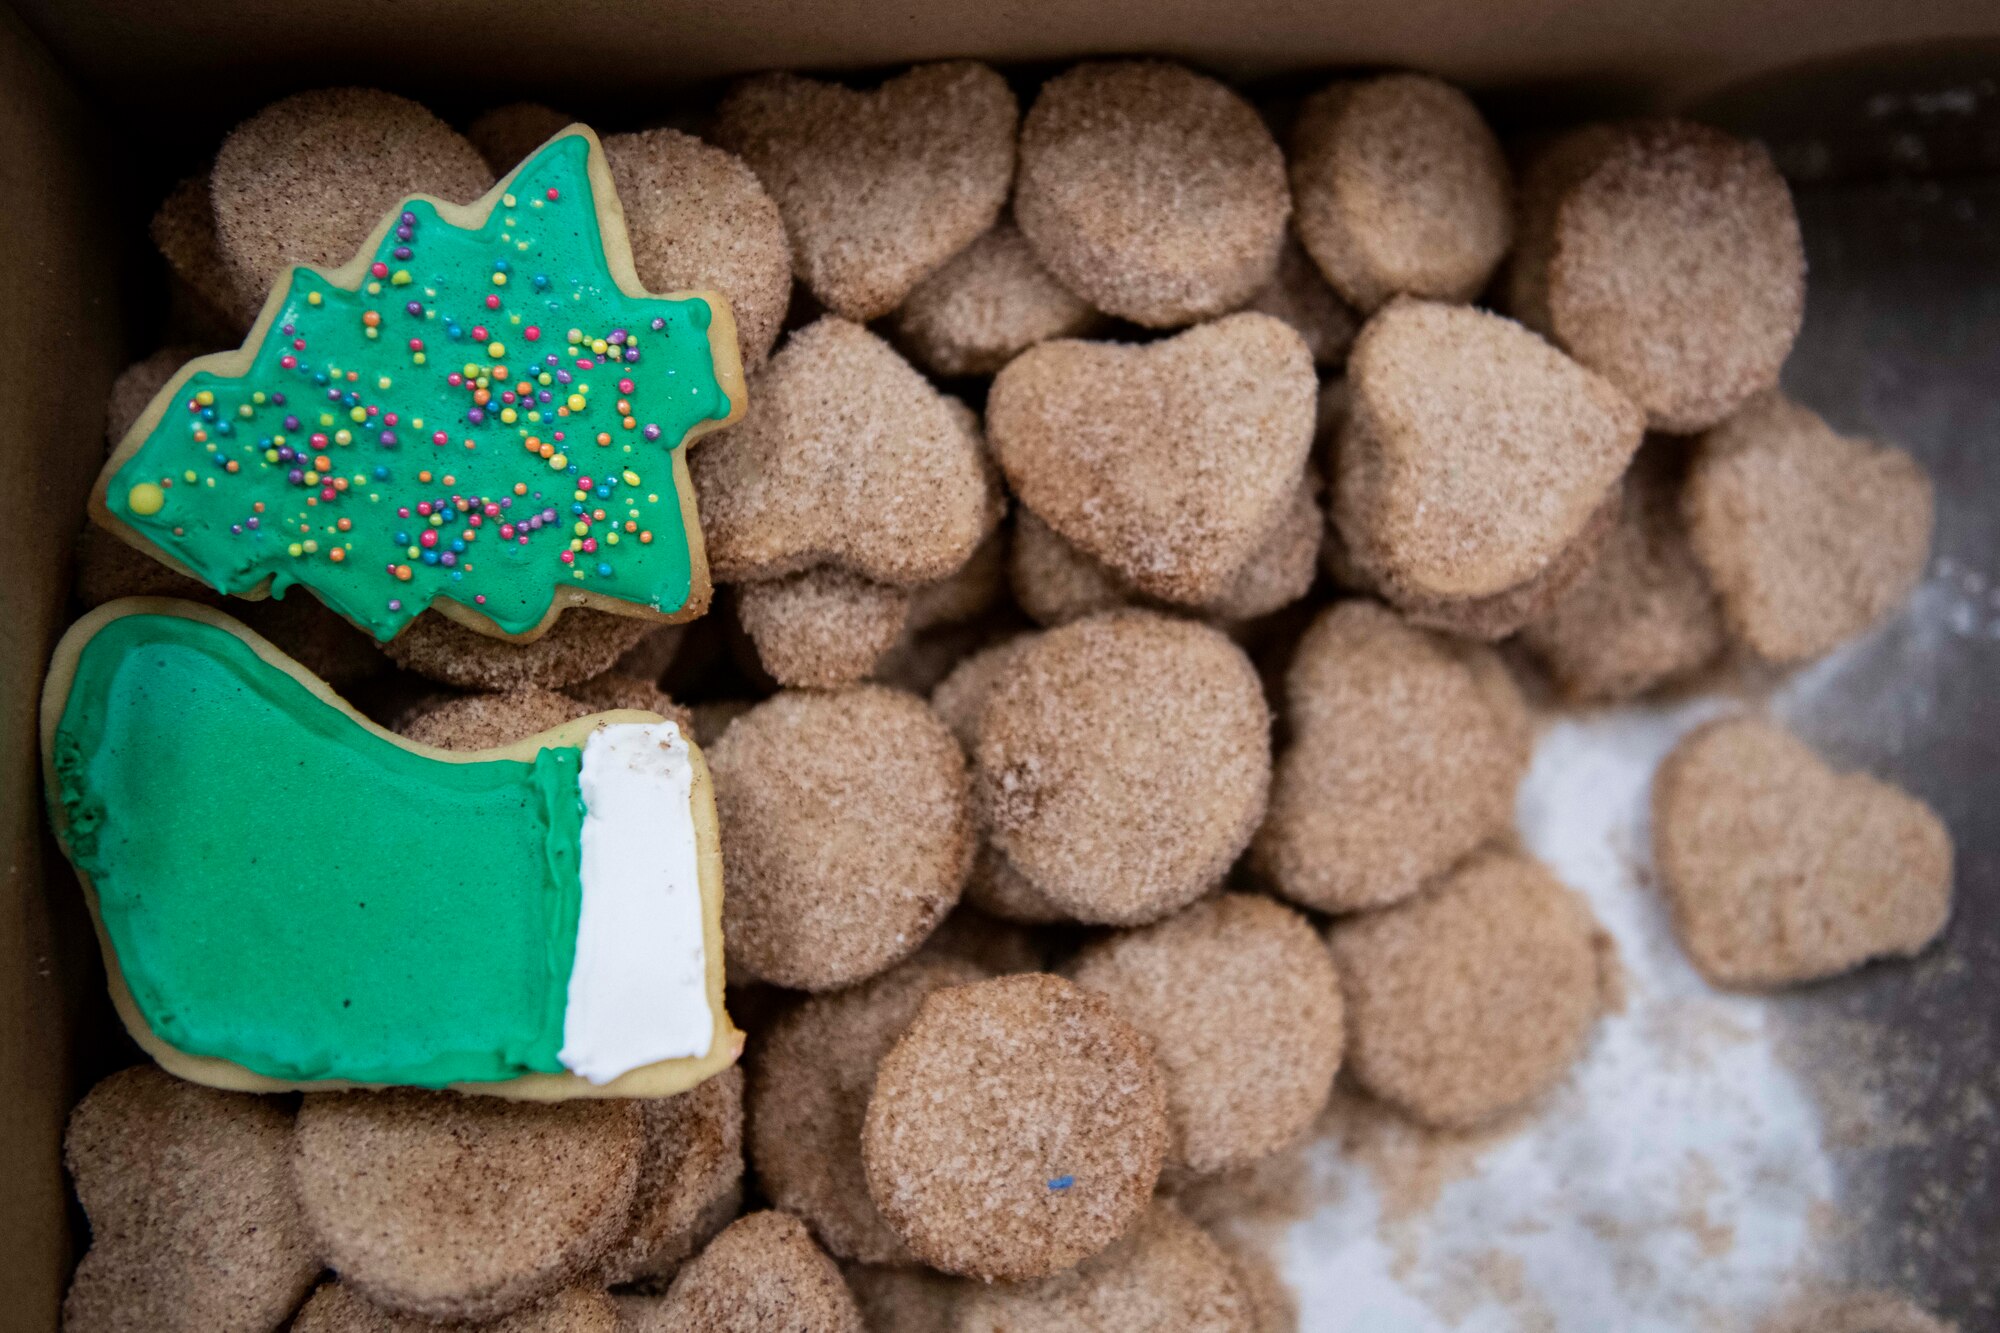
[{"left": 559, "top": 721, "right": 713, "bottom": 1084}]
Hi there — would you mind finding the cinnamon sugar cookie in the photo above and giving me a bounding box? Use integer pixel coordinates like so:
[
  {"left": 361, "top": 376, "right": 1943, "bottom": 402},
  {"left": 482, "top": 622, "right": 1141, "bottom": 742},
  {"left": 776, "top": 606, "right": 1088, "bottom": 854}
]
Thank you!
[
  {"left": 1653, "top": 715, "right": 1952, "bottom": 987},
  {"left": 892, "top": 219, "right": 1100, "bottom": 376},
  {"left": 63, "top": 1066, "right": 318, "bottom": 1333},
  {"left": 1016, "top": 61, "right": 1289, "bottom": 326},
  {"left": 1243, "top": 231, "right": 1358, "bottom": 367},
  {"left": 863, "top": 974, "right": 1169, "bottom": 1280},
  {"left": 735, "top": 568, "right": 910, "bottom": 688},
  {"left": 713, "top": 63, "right": 1015, "bottom": 321},
  {"left": 379, "top": 608, "right": 655, "bottom": 692},
  {"left": 292, "top": 1284, "right": 618, "bottom": 1332},
  {"left": 974, "top": 611, "right": 1270, "bottom": 925},
  {"left": 602, "top": 1065, "right": 746, "bottom": 1285},
  {"left": 623, "top": 1211, "right": 863, "bottom": 1333},
  {"left": 1329, "top": 850, "right": 1604, "bottom": 1127},
  {"left": 467, "top": 103, "right": 575, "bottom": 173}
]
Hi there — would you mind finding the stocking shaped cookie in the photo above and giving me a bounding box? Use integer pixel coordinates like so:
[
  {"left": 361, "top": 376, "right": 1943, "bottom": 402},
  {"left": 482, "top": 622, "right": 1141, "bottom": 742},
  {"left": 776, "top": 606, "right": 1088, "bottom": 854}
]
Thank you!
[
  {"left": 42, "top": 599, "right": 739, "bottom": 1097},
  {"left": 95, "top": 129, "right": 746, "bottom": 645}
]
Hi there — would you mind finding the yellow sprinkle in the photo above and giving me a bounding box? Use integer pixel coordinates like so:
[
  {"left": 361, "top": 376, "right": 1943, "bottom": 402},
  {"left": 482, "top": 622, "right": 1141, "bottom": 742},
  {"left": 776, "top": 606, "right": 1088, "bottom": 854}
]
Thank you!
[
  {"left": 303, "top": 540, "right": 319, "bottom": 554},
  {"left": 622, "top": 470, "right": 640, "bottom": 486},
  {"left": 366, "top": 281, "right": 381, "bottom": 295},
  {"left": 349, "top": 407, "right": 367, "bottom": 423},
  {"left": 566, "top": 393, "right": 586, "bottom": 412},
  {"left": 590, "top": 339, "right": 608, "bottom": 355},
  {"left": 377, "top": 376, "right": 392, "bottom": 390},
  {"left": 307, "top": 291, "right": 323, "bottom": 306},
  {"left": 605, "top": 531, "right": 619, "bottom": 545},
  {"left": 204, "top": 477, "right": 216, "bottom": 488},
  {"left": 413, "top": 353, "right": 427, "bottom": 365},
  {"left": 502, "top": 193, "right": 517, "bottom": 208},
  {"left": 252, "top": 391, "right": 267, "bottom": 405},
  {"left": 194, "top": 389, "right": 215, "bottom": 407},
  {"left": 303, "top": 471, "right": 320, "bottom": 485},
  {"left": 237, "top": 404, "right": 253, "bottom": 418},
  {"left": 488, "top": 342, "right": 505, "bottom": 358},
  {"left": 182, "top": 469, "right": 197, "bottom": 483},
  {"left": 287, "top": 542, "right": 303, "bottom": 557},
  {"left": 500, "top": 408, "right": 518, "bottom": 424},
  {"left": 573, "top": 521, "right": 589, "bottom": 537},
  {"left": 334, "top": 430, "right": 353, "bottom": 446},
  {"left": 491, "top": 272, "right": 507, "bottom": 287},
  {"left": 320, "top": 413, "right": 335, "bottom": 427},
  {"left": 126, "top": 482, "right": 165, "bottom": 516},
  {"left": 549, "top": 453, "right": 568, "bottom": 470},
  {"left": 264, "top": 449, "right": 280, "bottom": 463},
  {"left": 567, "top": 328, "right": 583, "bottom": 344},
  {"left": 391, "top": 270, "right": 412, "bottom": 286}
]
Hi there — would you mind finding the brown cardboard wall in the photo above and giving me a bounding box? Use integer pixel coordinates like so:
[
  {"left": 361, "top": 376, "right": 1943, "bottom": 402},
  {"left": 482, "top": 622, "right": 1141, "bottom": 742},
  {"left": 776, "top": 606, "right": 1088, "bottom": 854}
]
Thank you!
[{"left": 0, "top": 9, "right": 123, "bottom": 1329}]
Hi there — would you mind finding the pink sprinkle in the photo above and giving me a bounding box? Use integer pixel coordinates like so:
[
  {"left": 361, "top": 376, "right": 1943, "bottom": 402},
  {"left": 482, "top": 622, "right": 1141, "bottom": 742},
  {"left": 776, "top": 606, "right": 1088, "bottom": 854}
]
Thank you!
[
  {"left": 371, "top": 262, "right": 388, "bottom": 278},
  {"left": 500, "top": 524, "right": 515, "bottom": 539},
  {"left": 577, "top": 358, "right": 594, "bottom": 369},
  {"left": 581, "top": 538, "right": 597, "bottom": 553},
  {"left": 618, "top": 379, "right": 634, "bottom": 394},
  {"left": 475, "top": 595, "right": 486, "bottom": 604},
  {"left": 546, "top": 187, "right": 560, "bottom": 201},
  {"left": 559, "top": 550, "right": 575, "bottom": 564},
  {"left": 397, "top": 507, "right": 411, "bottom": 518},
  {"left": 485, "top": 294, "right": 500, "bottom": 310},
  {"left": 472, "top": 325, "right": 489, "bottom": 342},
  {"left": 420, "top": 531, "right": 438, "bottom": 548},
  {"left": 292, "top": 339, "right": 306, "bottom": 351},
  {"left": 417, "top": 502, "right": 432, "bottom": 516},
  {"left": 448, "top": 373, "right": 464, "bottom": 387},
  {"left": 433, "top": 431, "right": 448, "bottom": 446},
  {"left": 320, "top": 486, "right": 336, "bottom": 501},
  {"left": 524, "top": 326, "right": 541, "bottom": 342},
  {"left": 280, "top": 355, "right": 297, "bottom": 369},
  {"left": 410, "top": 338, "right": 424, "bottom": 351},
  {"left": 383, "top": 412, "right": 397, "bottom": 425}
]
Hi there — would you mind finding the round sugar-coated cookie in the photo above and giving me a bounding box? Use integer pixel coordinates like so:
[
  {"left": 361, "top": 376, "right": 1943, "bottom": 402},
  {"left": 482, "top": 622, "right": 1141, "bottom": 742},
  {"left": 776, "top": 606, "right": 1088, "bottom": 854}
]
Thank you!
[
  {"left": 1256, "top": 601, "right": 1528, "bottom": 913},
  {"left": 151, "top": 174, "right": 263, "bottom": 333},
  {"left": 862, "top": 974, "right": 1169, "bottom": 1280},
  {"left": 1508, "top": 119, "right": 1804, "bottom": 433},
  {"left": 623, "top": 1211, "right": 863, "bottom": 1333},
  {"left": 1522, "top": 443, "right": 1725, "bottom": 700},
  {"left": 63, "top": 1066, "right": 319, "bottom": 1333},
  {"left": 293, "top": 1090, "right": 643, "bottom": 1321},
  {"left": 904, "top": 526, "right": 1008, "bottom": 634},
  {"left": 1068, "top": 894, "right": 1343, "bottom": 1175},
  {"left": 891, "top": 220, "right": 1100, "bottom": 376},
  {"left": 380, "top": 607, "right": 656, "bottom": 690},
  {"left": 844, "top": 1264, "right": 964, "bottom": 1331},
  {"left": 603, "top": 128, "right": 793, "bottom": 370},
  {"left": 692, "top": 317, "right": 1001, "bottom": 588},
  {"left": 293, "top": 1283, "right": 620, "bottom": 1333},
  {"left": 949, "top": 1200, "right": 1253, "bottom": 1333},
  {"left": 988, "top": 313, "right": 1317, "bottom": 607},
  {"left": 1328, "top": 850, "right": 1604, "bottom": 1127},
  {"left": 713, "top": 63, "right": 1016, "bottom": 321},
  {"left": 1201, "top": 473, "right": 1324, "bottom": 624},
  {"left": 1331, "top": 298, "right": 1643, "bottom": 604},
  {"left": 1653, "top": 715, "right": 1953, "bottom": 988},
  {"left": 707, "top": 687, "right": 973, "bottom": 990},
  {"left": 749, "top": 956, "right": 988, "bottom": 1264},
  {"left": 1243, "top": 231, "right": 1358, "bottom": 368},
  {"left": 974, "top": 611, "right": 1270, "bottom": 925},
  {"left": 602, "top": 1065, "right": 746, "bottom": 1285},
  {"left": 466, "top": 102, "right": 574, "bottom": 173},
  {"left": 562, "top": 671, "right": 694, "bottom": 732},
  {"left": 1288, "top": 74, "right": 1512, "bottom": 313},
  {"left": 211, "top": 88, "right": 494, "bottom": 302},
  {"left": 107, "top": 346, "right": 206, "bottom": 447},
  {"left": 1684, "top": 391, "right": 1933, "bottom": 665},
  {"left": 398, "top": 688, "right": 590, "bottom": 751},
  {"left": 735, "top": 567, "right": 911, "bottom": 688},
  {"left": 1016, "top": 61, "right": 1288, "bottom": 327}
]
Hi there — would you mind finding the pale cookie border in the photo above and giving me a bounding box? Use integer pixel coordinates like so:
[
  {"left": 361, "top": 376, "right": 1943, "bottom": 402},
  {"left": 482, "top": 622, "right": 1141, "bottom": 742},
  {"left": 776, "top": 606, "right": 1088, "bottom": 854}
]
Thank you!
[
  {"left": 40, "top": 596, "right": 743, "bottom": 1100},
  {"left": 92, "top": 124, "right": 747, "bottom": 644}
]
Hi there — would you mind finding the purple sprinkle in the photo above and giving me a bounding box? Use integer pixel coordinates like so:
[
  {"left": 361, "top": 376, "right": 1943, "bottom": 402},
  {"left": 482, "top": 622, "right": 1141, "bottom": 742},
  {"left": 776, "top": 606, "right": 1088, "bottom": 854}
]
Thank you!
[
  {"left": 230, "top": 524, "right": 242, "bottom": 535},
  {"left": 379, "top": 430, "right": 399, "bottom": 447},
  {"left": 650, "top": 317, "right": 665, "bottom": 331},
  {"left": 541, "top": 508, "right": 557, "bottom": 522},
  {"left": 440, "top": 553, "right": 457, "bottom": 567},
  {"left": 642, "top": 424, "right": 661, "bottom": 442},
  {"left": 277, "top": 446, "right": 296, "bottom": 462},
  {"left": 609, "top": 329, "right": 627, "bottom": 345},
  {"left": 538, "top": 390, "right": 552, "bottom": 404},
  {"left": 467, "top": 408, "right": 485, "bottom": 425},
  {"left": 400, "top": 211, "right": 415, "bottom": 225},
  {"left": 388, "top": 598, "right": 403, "bottom": 611},
  {"left": 281, "top": 322, "right": 295, "bottom": 336},
  {"left": 394, "top": 246, "right": 412, "bottom": 261},
  {"left": 527, "top": 516, "right": 542, "bottom": 530},
  {"left": 499, "top": 497, "right": 513, "bottom": 509},
  {"left": 326, "top": 388, "right": 343, "bottom": 401},
  {"left": 271, "top": 392, "right": 286, "bottom": 405},
  {"left": 623, "top": 348, "right": 639, "bottom": 363},
  {"left": 555, "top": 370, "right": 572, "bottom": 385},
  {"left": 286, "top": 468, "right": 303, "bottom": 484},
  {"left": 283, "top": 415, "right": 300, "bottom": 431},
  {"left": 395, "top": 225, "right": 413, "bottom": 241},
  {"left": 246, "top": 516, "right": 260, "bottom": 530},
  {"left": 405, "top": 301, "right": 422, "bottom": 316}
]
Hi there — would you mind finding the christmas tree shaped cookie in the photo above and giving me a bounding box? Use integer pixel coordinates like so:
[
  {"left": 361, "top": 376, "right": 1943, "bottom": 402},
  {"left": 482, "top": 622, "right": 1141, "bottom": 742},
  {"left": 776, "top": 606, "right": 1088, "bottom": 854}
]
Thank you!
[
  {"left": 42, "top": 598, "right": 741, "bottom": 1098},
  {"left": 95, "top": 129, "right": 745, "bottom": 643}
]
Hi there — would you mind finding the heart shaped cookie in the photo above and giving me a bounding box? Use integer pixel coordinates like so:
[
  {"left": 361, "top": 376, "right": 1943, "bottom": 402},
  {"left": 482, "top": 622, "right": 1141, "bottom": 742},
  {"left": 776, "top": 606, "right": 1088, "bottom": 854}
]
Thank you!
[
  {"left": 987, "top": 313, "right": 1316, "bottom": 605},
  {"left": 1653, "top": 715, "right": 1953, "bottom": 988},
  {"left": 1685, "top": 391, "right": 1933, "bottom": 664},
  {"left": 691, "top": 318, "right": 1002, "bottom": 588},
  {"left": 713, "top": 62, "right": 1016, "bottom": 321}
]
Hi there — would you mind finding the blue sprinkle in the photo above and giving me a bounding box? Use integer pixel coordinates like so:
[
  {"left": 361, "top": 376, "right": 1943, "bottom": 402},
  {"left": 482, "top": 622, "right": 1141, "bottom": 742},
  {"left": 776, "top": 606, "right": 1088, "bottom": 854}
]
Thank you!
[
  {"left": 1047, "top": 1176, "right": 1074, "bottom": 1192},
  {"left": 595, "top": 562, "right": 613, "bottom": 577}
]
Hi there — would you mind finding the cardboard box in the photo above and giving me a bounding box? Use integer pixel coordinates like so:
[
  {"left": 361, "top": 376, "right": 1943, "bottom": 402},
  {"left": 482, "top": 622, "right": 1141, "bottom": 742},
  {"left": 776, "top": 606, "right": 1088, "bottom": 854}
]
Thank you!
[{"left": 3, "top": 4, "right": 1996, "bottom": 1328}]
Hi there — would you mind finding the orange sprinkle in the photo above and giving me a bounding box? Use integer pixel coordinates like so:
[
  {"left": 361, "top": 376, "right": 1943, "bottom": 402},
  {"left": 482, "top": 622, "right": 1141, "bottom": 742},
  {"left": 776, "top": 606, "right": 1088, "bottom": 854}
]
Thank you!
[
  {"left": 328, "top": 548, "right": 346, "bottom": 563},
  {"left": 362, "top": 311, "right": 381, "bottom": 328},
  {"left": 418, "top": 470, "right": 433, "bottom": 483},
  {"left": 639, "top": 531, "right": 653, "bottom": 544}
]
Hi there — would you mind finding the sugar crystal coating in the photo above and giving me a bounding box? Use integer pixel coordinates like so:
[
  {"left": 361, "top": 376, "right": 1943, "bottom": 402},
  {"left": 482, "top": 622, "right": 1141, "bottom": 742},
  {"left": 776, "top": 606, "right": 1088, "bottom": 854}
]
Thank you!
[
  {"left": 1684, "top": 391, "right": 1933, "bottom": 664},
  {"left": 293, "top": 1090, "right": 642, "bottom": 1321},
  {"left": 749, "top": 956, "right": 988, "bottom": 1264},
  {"left": 975, "top": 611, "right": 1270, "bottom": 925},
  {"left": 1509, "top": 119, "right": 1804, "bottom": 432},
  {"left": 467, "top": 103, "right": 576, "bottom": 173},
  {"left": 949, "top": 1199, "right": 1253, "bottom": 1332},
  {"left": 1256, "top": 601, "right": 1529, "bottom": 913},
  {"left": 1016, "top": 61, "right": 1289, "bottom": 327},
  {"left": 1068, "top": 894, "right": 1344, "bottom": 1174},
  {"left": 988, "top": 313, "right": 1316, "bottom": 606},
  {"left": 713, "top": 63, "right": 1016, "bottom": 321},
  {"left": 292, "top": 1283, "right": 618, "bottom": 1332},
  {"left": 63, "top": 1067, "right": 318, "bottom": 1333},
  {"left": 735, "top": 567, "right": 911, "bottom": 688},
  {"left": 892, "top": 220, "right": 1101, "bottom": 376},
  {"left": 381, "top": 608, "right": 654, "bottom": 691},
  {"left": 601, "top": 1065, "right": 746, "bottom": 1285},
  {"left": 1329, "top": 850, "right": 1605, "bottom": 1127},
  {"left": 862, "top": 974, "right": 1169, "bottom": 1280},
  {"left": 1653, "top": 716, "right": 1953, "bottom": 988},
  {"left": 1289, "top": 74, "right": 1513, "bottom": 312},
  {"left": 708, "top": 686, "right": 973, "bottom": 990},
  {"left": 624, "top": 1211, "right": 863, "bottom": 1332}
]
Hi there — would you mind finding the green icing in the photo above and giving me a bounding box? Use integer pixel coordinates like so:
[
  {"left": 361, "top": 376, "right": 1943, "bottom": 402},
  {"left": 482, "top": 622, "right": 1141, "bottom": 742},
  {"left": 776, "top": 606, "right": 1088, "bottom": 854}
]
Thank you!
[
  {"left": 51, "top": 612, "right": 587, "bottom": 1086},
  {"left": 104, "top": 133, "right": 734, "bottom": 640}
]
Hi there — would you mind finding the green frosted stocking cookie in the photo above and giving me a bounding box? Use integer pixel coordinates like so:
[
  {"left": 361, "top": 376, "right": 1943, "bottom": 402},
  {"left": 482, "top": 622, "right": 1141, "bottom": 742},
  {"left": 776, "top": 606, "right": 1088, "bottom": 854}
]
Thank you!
[
  {"left": 93, "top": 128, "right": 745, "bottom": 644},
  {"left": 42, "top": 598, "right": 740, "bottom": 1098}
]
